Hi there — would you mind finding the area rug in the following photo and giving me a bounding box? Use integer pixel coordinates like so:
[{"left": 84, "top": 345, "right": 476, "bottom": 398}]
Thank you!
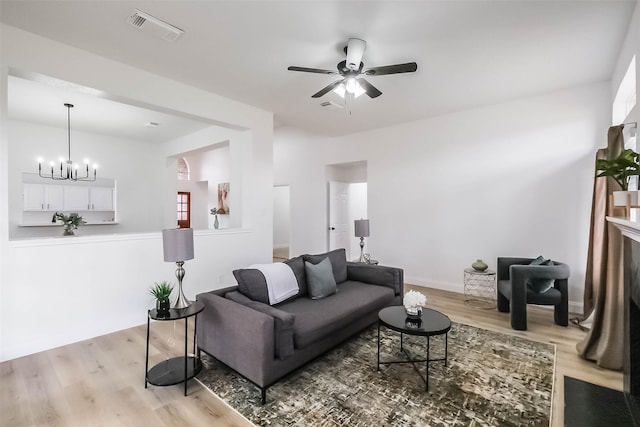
[{"left": 197, "top": 322, "right": 554, "bottom": 426}]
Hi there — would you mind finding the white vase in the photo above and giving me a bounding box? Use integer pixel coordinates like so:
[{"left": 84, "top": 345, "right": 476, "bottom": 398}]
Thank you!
[{"left": 613, "top": 190, "right": 640, "bottom": 206}]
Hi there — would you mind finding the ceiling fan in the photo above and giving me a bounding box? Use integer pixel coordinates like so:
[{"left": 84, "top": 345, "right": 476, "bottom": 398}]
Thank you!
[{"left": 287, "top": 38, "right": 417, "bottom": 99}]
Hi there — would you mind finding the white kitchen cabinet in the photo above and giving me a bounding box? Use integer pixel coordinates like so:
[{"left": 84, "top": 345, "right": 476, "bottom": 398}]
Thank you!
[
  {"left": 23, "top": 184, "right": 64, "bottom": 211},
  {"left": 64, "top": 186, "right": 90, "bottom": 211},
  {"left": 89, "top": 187, "right": 114, "bottom": 211}
]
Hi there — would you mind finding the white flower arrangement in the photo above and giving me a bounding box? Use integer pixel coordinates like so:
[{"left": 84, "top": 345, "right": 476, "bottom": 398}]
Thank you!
[{"left": 403, "top": 290, "right": 427, "bottom": 310}]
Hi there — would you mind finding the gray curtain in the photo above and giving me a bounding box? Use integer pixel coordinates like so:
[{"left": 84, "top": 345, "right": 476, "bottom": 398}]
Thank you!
[{"left": 576, "top": 125, "right": 625, "bottom": 369}]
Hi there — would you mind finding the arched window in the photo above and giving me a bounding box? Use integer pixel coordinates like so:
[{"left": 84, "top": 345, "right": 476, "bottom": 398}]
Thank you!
[{"left": 177, "top": 157, "right": 190, "bottom": 181}]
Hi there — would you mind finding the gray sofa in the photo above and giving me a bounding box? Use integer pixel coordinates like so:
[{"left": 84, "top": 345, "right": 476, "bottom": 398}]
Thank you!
[{"left": 196, "top": 249, "right": 404, "bottom": 403}]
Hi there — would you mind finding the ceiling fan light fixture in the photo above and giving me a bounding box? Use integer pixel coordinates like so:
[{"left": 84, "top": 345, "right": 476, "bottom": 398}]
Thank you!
[{"left": 333, "top": 81, "right": 365, "bottom": 99}]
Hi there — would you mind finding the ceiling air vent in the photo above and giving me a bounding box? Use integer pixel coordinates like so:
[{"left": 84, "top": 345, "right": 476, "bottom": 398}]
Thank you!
[
  {"left": 126, "top": 9, "right": 184, "bottom": 42},
  {"left": 320, "top": 101, "right": 344, "bottom": 109}
]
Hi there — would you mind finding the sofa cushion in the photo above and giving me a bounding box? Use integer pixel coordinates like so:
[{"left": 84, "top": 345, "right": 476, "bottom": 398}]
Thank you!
[
  {"left": 233, "top": 265, "right": 299, "bottom": 305},
  {"left": 527, "top": 257, "right": 555, "bottom": 293},
  {"left": 303, "top": 248, "right": 348, "bottom": 284},
  {"left": 305, "top": 257, "right": 337, "bottom": 300},
  {"left": 233, "top": 268, "right": 270, "bottom": 304},
  {"left": 278, "top": 280, "right": 395, "bottom": 349},
  {"left": 284, "top": 255, "right": 307, "bottom": 296},
  {"left": 497, "top": 280, "right": 562, "bottom": 304}
]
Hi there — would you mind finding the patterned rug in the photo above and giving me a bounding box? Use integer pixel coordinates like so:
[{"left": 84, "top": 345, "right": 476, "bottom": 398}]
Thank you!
[{"left": 197, "top": 322, "right": 555, "bottom": 426}]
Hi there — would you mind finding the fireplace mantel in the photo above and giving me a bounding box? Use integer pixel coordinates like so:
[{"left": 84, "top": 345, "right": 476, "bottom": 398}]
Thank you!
[{"left": 607, "top": 216, "right": 640, "bottom": 243}]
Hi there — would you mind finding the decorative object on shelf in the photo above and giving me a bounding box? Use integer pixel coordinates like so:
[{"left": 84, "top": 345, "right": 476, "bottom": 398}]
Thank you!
[
  {"left": 210, "top": 208, "right": 219, "bottom": 229},
  {"left": 162, "top": 228, "right": 195, "bottom": 309},
  {"left": 363, "top": 253, "right": 371, "bottom": 264},
  {"left": 403, "top": 289, "right": 426, "bottom": 319},
  {"left": 217, "top": 183, "right": 230, "bottom": 214},
  {"left": 595, "top": 148, "right": 640, "bottom": 210},
  {"left": 471, "top": 259, "right": 488, "bottom": 272},
  {"left": 37, "top": 103, "right": 98, "bottom": 182},
  {"left": 149, "top": 281, "right": 173, "bottom": 316},
  {"left": 51, "top": 211, "right": 86, "bottom": 236},
  {"left": 354, "top": 219, "right": 370, "bottom": 263}
]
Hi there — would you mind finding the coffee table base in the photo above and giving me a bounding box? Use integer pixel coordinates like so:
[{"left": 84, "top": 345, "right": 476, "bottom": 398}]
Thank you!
[{"left": 377, "top": 323, "right": 448, "bottom": 391}]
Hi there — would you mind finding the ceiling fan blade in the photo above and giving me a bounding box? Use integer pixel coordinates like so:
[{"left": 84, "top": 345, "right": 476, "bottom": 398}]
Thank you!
[
  {"left": 357, "top": 78, "right": 382, "bottom": 98},
  {"left": 364, "top": 62, "right": 417, "bottom": 76},
  {"left": 311, "top": 79, "right": 344, "bottom": 98},
  {"left": 288, "top": 66, "right": 338, "bottom": 75}
]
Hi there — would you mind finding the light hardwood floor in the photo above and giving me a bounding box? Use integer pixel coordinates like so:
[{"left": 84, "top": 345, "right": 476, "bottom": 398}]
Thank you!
[{"left": 1, "top": 285, "right": 622, "bottom": 427}]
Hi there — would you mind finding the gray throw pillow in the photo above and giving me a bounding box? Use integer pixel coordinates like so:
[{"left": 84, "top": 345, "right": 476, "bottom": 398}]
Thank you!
[
  {"left": 527, "top": 257, "right": 555, "bottom": 293},
  {"left": 304, "top": 257, "right": 337, "bottom": 300},
  {"left": 233, "top": 269, "right": 270, "bottom": 304},
  {"left": 303, "top": 248, "right": 348, "bottom": 284}
]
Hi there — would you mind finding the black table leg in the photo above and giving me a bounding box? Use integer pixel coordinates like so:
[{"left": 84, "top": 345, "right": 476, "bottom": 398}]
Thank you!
[
  {"left": 193, "top": 314, "right": 198, "bottom": 355},
  {"left": 144, "top": 312, "right": 150, "bottom": 389},
  {"left": 377, "top": 322, "right": 380, "bottom": 371},
  {"left": 445, "top": 332, "right": 448, "bottom": 367},
  {"left": 184, "top": 317, "right": 188, "bottom": 396},
  {"left": 425, "top": 335, "right": 430, "bottom": 391}
]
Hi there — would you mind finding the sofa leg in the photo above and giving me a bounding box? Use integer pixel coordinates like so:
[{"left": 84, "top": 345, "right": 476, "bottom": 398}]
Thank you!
[{"left": 261, "top": 387, "right": 267, "bottom": 405}]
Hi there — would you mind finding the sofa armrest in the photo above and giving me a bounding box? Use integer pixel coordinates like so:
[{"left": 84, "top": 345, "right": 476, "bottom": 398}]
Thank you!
[
  {"left": 225, "top": 291, "right": 295, "bottom": 360},
  {"left": 346, "top": 262, "right": 404, "bottom": 296},
  {"left": 196, "top": 290, "right": 275, "bottom": 386}
]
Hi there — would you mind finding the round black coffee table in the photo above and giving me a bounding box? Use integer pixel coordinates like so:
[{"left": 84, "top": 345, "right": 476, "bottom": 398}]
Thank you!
[{"left": 377, "top": 305, "right": 451, "bottom": 391}]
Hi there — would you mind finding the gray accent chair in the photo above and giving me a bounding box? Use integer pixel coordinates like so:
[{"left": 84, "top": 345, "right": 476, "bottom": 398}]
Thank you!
[
  {"left": 196, "top": 257, "right": 403, "bottom": 404},
  {"left": 496, "top": 257, "right": 570, "bottom": 330}
]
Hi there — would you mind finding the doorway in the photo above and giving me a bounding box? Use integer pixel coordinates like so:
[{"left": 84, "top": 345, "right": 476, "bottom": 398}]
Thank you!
[
  {"left": 327, "top": 161, "right": 367, "bottom": 261},
  {"left": 177, "top": 191, "right": 190, "bottom": 228}
]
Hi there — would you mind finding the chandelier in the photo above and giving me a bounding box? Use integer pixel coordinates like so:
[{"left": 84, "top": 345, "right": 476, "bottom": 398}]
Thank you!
[{"left": 38, "top": 103, "right": 97, "bottom": 182}]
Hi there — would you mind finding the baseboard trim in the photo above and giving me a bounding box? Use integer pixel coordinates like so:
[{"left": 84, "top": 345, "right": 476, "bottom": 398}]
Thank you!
[{"left": 404, "top": 276, "right": 584, "bottom": 316}]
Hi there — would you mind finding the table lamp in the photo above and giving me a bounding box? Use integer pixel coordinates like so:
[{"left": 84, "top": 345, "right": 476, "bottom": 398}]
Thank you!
[
  {"left": 162, "top": 228, "right": 194, "bottom": 309},
  {"left": 354, "top": 219, "right": 370, "bottom": 263}
]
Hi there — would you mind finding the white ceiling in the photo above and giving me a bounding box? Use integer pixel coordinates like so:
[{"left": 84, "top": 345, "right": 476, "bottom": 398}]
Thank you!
[
  {"left": 7, "top": 75, "right": 213, "bottom": 142},
  {"left": 1, "top": 0, "right": 637, "bottom": 137}
]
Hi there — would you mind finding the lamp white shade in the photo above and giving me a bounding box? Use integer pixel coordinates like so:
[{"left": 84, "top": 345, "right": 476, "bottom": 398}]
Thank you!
[
  {"left": 162, "top": 228, "right": 194, "bottom": 262},
  {"left": 354, "top": 219, "right": 370, "bottom": 238}
]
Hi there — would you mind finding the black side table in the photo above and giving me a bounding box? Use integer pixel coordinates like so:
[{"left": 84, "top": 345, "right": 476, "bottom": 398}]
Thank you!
[
  {"left": 145, "top": 301, "right": 204, "bottom": 396},
  {"left": 377, "top": 305, "right": 451, "bottom": 391}
]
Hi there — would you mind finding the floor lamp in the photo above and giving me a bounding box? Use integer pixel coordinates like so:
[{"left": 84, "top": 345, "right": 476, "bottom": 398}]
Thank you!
[
  {"left": 162, "top": 228, "right": 194, "bottom": 309},
  {"left": 354, "top": 219, "right": 370, "bottom": 263}
]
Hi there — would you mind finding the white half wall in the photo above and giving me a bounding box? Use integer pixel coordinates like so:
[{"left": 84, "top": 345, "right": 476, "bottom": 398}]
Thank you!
[{"left": 274, "top": 82, "right": 611, "bottom": 314}]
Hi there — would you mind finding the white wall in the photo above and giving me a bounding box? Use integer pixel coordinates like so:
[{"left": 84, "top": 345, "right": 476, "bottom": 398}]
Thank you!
[
  {"left": 8, "top": 119, "right": 166, "bottom": 238},
  {"left": 275, "top": 82, "right": 611, "bottom": 313},
  {"left": 610, "top": 0, "right": 639, "bottom": 126},
  {"left": 273, "top": 185, "right": 290, "bottom": 248},
  {"left": 0, "top": 25, "right": 274, "bottom": 361}
]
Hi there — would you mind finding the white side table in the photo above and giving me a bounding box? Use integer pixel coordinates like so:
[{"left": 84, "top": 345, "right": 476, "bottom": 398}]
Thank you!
[{"left": 463, "top": 268, "right": 496, "bottom": 309}]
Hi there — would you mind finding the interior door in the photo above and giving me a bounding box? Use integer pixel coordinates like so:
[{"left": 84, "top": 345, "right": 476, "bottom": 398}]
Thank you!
[
  {"left": 177, "top": 191, "right": 190, "bottom": 228},
  {"left": 328, "top": 181, "right": 350, "bottom": 258}
]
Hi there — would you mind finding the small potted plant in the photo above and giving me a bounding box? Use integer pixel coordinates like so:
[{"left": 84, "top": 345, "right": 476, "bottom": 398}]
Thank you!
[
  {"left": 596, "top": 148, "right": 640, "bottom": 207},
  {"left": 149, "top": 281, "right": 173, "bottom": 315},
  {"left": 51, "top": 212, "right": 86, "bottom": 236}
]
